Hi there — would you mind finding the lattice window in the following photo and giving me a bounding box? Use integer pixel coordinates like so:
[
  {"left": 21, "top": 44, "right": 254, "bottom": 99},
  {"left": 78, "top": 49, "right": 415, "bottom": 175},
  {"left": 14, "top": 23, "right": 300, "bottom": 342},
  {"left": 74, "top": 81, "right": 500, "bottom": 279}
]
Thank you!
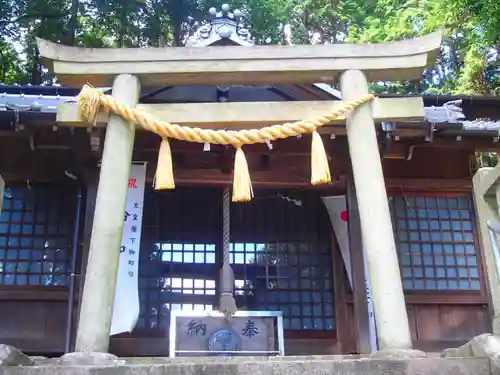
[
  {"left": 390, "top": 195, "right": 481, "bottom": 291},
  {"left": 137, "top": 188, "right": 335, "bottom": 332},
  {"left": 230, "top": 190, "right": 335, "bottom": 331},
  {"left": 137, "top": 187, "right": 222, "bottom": 330},
  {"left": 138, "top": 242, "right": 218, "bottom": 330},
  {"left": 0, "top": 185, "right": 76, "bottom": 286},
  {"left": 231, "top": 242, "right": 334, "bottom": 331}
]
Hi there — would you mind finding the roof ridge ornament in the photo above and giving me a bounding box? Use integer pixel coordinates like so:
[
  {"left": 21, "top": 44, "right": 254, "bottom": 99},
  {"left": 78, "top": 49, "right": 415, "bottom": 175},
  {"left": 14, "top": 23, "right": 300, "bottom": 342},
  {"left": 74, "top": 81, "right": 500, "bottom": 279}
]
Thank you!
[{"left": 185, "top": 4, "right": 253, "bottom": 47}]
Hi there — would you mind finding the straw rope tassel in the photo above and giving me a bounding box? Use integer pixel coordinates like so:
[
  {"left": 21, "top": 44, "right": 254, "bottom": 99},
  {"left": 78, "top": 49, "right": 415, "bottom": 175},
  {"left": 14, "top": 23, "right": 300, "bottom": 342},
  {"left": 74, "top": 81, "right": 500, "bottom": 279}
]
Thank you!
[
  {"left": 154, "top": 138, "right": 175, "bottom": 190},
  {"left": 310, "top": 130, "right": 331, "bottom": 185},
  {"left": 232, "top": 147, "right": 253, "bottom": 202},
  {"left": 78, "top": 84, "right": 102, "bottom": 125}
]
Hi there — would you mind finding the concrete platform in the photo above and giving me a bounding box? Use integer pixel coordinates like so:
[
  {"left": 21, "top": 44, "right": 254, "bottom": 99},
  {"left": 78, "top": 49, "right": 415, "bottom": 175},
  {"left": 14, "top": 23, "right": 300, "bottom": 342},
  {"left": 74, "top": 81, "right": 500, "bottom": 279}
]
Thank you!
[{"left": 3, "top": 356, "right": 493, "bottom": 375}]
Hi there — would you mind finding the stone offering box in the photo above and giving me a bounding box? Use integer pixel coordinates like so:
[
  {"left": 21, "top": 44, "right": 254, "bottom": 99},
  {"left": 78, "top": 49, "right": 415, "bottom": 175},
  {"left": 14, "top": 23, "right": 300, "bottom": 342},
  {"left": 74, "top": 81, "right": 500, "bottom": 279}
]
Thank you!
[{"left": 169, "top": 310, "right": 284, "bottom": 357}]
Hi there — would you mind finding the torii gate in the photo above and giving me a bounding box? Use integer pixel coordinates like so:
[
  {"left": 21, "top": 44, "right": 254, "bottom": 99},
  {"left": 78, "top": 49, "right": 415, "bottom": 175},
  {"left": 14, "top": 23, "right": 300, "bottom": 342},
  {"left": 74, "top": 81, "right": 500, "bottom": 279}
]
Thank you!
[{"left": 37, "top": 24, "right": 443, "bottom": 355}]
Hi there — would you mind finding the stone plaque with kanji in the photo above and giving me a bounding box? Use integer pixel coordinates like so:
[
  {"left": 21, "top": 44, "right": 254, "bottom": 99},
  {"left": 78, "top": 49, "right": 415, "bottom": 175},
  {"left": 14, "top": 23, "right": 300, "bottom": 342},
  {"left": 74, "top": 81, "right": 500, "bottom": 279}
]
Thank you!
[{"left": 173, "top": 313, "right": 277, "bottom": 356}]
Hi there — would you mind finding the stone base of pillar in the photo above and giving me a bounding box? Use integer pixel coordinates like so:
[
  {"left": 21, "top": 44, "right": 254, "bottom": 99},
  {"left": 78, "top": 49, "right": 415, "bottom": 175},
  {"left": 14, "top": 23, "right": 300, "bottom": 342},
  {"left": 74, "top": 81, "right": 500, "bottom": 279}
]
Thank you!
[
  {"left": 370, "top": 349, "right": 427, "bottom": 360},
  {"left": 493, "top": 314, "right": 500, "bottom": 335},
  {"left": 0, "top": 344, "right": 34, "bottom": 367},
  {"left": 59, "top": 352, "right": 119, "bottom": 366}
]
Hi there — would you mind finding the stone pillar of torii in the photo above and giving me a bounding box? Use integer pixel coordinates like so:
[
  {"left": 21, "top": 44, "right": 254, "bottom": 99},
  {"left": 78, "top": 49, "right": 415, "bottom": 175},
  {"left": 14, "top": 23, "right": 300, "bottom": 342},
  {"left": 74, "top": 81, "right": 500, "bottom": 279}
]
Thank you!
[
  {"left": 36, "top": 6, "right": 443, "bottom": 356},
  {"left": 473, "top": 167, "right": 500, "bottom": 336}
]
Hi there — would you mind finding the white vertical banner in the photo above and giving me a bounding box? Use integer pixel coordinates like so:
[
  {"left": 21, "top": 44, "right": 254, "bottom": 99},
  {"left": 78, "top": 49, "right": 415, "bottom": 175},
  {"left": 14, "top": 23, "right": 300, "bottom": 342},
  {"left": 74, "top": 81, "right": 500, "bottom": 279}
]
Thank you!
[
  {"left": 322, "top": 196, "right": 378, "bottom": 352},
  {"left": 110, "top": 163, "right": 147, "bottom": 336},
  {"left": 322, "top": 196, "right": 353, "bottom": 288},
  {"left": 362, "top": 257, "right": 378, "bottom": 353}
]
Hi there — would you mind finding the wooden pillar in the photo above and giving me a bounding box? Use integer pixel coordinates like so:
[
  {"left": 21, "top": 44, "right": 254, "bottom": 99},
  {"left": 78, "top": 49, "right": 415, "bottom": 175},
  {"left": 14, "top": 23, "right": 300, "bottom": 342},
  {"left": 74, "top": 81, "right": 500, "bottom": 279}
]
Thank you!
[
  {"left": 346, "top": 178, "right": 373, "bottom": 354},
  {"left": 75, "top": 74, "right": 141, "bottom": 353},
  {"left": 0, "top": 174, "right": 4, "bottom": 214},
  {"left": 73, "top": 168, "right": 99, "bottom": 350},
  {"left": 340, "top": 70, "right": 412, "bottom": 350}
]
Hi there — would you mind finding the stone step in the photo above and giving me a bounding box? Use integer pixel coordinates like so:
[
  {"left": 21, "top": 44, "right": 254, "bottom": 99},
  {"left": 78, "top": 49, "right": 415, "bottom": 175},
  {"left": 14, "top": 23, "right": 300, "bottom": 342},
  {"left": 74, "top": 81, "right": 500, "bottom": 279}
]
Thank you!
[{"left": 3, "top": 356, "right": 492, "bottom": 375}]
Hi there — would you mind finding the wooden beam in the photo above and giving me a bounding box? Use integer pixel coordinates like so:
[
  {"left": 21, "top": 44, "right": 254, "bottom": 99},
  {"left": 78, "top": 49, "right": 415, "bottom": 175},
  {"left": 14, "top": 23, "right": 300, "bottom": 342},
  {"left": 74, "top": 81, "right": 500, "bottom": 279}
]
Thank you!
[
  {"left": 37, "top": 31, "right": 443, "bottom": 86},
  {"left": 386, "top": 178, "right": 473, "bottom": 193},
  {"left": 56, "top": 97, "right": 424, "bottom": 129},
  {"left": 135, "top": 161, "right": 347, "bottom": 189}
]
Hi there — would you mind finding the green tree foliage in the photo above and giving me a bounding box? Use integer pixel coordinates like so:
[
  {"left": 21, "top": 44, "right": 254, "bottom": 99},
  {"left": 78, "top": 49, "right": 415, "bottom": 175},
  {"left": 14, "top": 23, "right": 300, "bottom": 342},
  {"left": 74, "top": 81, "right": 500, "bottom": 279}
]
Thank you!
[{"left": 0, "top": 0, "right": 498, "bottom": 95}]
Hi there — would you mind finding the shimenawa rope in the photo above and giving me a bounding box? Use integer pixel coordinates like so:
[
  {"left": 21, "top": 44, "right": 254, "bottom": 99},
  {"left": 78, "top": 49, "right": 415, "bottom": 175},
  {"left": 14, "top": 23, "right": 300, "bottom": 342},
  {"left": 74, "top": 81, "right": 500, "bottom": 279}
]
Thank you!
[{"left": 77, "top": 84, "right": 375, "bottom": 202}]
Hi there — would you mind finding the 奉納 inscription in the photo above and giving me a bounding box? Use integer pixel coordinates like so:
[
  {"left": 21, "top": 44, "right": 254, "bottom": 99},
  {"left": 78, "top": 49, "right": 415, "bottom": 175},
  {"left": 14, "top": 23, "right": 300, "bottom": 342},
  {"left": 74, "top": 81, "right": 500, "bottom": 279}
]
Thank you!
[
  {"left": 187, "top": 320, "right": 207, "bottom": 337},
  {"left": 241, "top": 319, "right": 260, "bottom": 338}
]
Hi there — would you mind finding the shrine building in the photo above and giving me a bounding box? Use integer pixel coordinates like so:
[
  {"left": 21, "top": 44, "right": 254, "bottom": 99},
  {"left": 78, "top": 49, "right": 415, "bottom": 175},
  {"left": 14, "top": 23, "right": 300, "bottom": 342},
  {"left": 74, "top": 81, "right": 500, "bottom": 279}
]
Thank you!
[{"left": 1, "top": 5, "right": 500, "bottom": 359}]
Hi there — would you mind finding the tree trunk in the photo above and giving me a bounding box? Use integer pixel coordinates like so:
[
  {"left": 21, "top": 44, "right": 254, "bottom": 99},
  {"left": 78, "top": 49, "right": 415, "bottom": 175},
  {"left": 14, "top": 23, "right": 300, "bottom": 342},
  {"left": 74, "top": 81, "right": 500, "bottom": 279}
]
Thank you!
[
  {"left": 66, "top": 0, "right": 80, "bottom": 45},
  {"left": 171, "top": 0, "right": 183, "bottom": 47}
]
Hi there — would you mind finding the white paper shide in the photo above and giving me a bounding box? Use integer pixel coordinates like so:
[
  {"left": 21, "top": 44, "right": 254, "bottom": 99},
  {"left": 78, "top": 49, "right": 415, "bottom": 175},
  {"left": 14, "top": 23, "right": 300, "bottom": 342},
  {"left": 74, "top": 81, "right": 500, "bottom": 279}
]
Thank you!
[{"left": 110, "top": 163, "right": 147, "bottom": 336}]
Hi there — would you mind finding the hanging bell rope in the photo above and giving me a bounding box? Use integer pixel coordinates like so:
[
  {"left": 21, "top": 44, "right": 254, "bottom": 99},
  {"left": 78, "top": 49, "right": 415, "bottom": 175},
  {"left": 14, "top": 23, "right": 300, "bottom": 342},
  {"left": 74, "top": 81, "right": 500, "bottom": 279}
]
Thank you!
[
  {"left": 219, "top": 187, "right": 237, "bottom": 321},
  {"left": 77, "top": 84, "right": 375, "bottom": 202}
]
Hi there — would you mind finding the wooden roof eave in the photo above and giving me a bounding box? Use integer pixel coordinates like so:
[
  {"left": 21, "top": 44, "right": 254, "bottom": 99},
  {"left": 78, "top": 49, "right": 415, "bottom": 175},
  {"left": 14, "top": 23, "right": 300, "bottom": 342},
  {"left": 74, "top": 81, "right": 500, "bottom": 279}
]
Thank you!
[{"left": 36, "top": 30, "right": 444, "bottom": 87}]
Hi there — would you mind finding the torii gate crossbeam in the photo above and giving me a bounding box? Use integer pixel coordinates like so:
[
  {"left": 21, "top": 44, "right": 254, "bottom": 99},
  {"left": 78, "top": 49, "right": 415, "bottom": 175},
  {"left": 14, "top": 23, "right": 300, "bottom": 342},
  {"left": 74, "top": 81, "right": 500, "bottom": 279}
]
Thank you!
[{"left": 37, "top": 32, "right": 442, "bottom": 87}]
